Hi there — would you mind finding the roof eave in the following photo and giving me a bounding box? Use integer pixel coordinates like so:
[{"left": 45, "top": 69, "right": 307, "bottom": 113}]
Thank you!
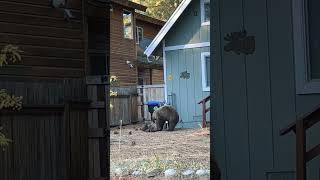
[
  {"left": 144, "top": 0, "right": 192, "bottom": 57},
  {"left": 110, "top": 0, "right": 147, "bottom": 11}
]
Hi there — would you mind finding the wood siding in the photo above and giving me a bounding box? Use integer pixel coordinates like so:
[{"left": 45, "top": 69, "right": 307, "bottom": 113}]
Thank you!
[
  {"left": 0, "top": 0, "right": 85, "bottom": 78},
  {"left": 166, "top": 47, "right": 210, "bottom": 128},
  {"left": 110, "top": 4, "right": 137, "bottom": 87},
  {"left": 213, "top": 0, "right": 320, "bottom": 179},
  {"left": 136, "top": 19, "right": 162, "bottom": 39},
  {"left": 138, "top": 68, "right": 164, "bottom": 85},
  {"left": 165, "top": 0, "right": 210, "bottom": 47},
  {"left": 152, "top": 69, "right": 164, "bottom": 84},
  {"left": 0, "top": 79, "right": 88, "bottom": 180}
]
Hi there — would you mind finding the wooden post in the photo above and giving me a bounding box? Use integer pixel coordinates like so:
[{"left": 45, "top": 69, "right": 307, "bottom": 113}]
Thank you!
[
  {"left": 64, "top": 102, "right": 71, "bottom": 180},
  {"left": 296, "top": 120, "right": 306, "bottom": 180},
  {"left": 202, "top": 100, "right": 206, "bottom": 128}
]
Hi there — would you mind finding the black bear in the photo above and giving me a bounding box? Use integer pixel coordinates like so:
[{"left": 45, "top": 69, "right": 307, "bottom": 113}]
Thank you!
[{"left": 152, "top": 105, "right": 179, "bottom": 131}]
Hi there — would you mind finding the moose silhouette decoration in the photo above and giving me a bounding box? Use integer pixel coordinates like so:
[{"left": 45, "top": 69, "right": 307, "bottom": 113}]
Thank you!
[{"left": 224, "top": 30, "right": 255, "bottom": 55}]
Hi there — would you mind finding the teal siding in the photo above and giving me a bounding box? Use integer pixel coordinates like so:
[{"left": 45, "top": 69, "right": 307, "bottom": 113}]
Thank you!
[
  {"left": 213, "top": 0, "right": 320, "bottom": 179},
  {"left": 166, "top": 47, "right": 210, "bottom": 128},
  {"left": 165, "top": 0, "right": 210, "bottom": 47}
]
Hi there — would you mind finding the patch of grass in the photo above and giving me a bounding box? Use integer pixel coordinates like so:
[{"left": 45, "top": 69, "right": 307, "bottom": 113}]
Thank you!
[{"left": 110, "top": 154, "right": 209, "bottom": 174}]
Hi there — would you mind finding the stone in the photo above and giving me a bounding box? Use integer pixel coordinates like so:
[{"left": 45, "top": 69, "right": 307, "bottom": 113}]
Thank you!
[
  {"left": 181, "top": 169, "right": 195, "bottom": 180},
  {"left": 164, "top": 169, "right": 177, "bottom": 177},
  {"left": 182, "top": 169, "right": 195, "bottom": 176},
  {"left": 131, "top": 170, "right": 142, "bottom": 177},
  {"left": 196, "top": 169, "right": 210, "bottom": 176}
]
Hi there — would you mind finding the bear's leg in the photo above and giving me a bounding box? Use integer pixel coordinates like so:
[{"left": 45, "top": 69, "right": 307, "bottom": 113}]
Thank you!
[
  {"left": 168, "top": 120, "right": 178, "bottom": 131},
  {"left": 157, "top": 118, "right": 166, "bottom": 131}
]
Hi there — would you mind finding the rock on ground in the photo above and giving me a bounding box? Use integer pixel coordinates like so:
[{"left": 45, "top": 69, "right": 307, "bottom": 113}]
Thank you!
[
  {"left": 131, "top": 170, "right": 142, "bottom": 176},
  {"left": 196, "top": 169, "right": 210, "bottom": 176},
  {"left": 182, "top": 169, "right": 195, "bottom": 176},
  {"left": 164, "top": 169, "right": 177, "bottom": 176}
]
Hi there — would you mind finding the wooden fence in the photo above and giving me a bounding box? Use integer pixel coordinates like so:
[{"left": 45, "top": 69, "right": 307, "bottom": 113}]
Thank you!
[
  {"left": 0, "top": 78, "right": 95, "bottom": 180},
  {"left": 137, "top": 84, "right": 165, "bottom": 121},
  {"left": 0, "top": 102, "right": 89, "bottom": 180},
  {"left": 110, "top": 87, "right": 138, "bottom": 126}
]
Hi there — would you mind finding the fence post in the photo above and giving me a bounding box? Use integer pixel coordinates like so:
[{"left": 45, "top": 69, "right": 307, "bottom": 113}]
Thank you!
[
  {"left": 64, "top": 102, "right": 71, "bottom": 179},
  {"left": 296, "top": 120, "right": 306, "bottom": 180}
]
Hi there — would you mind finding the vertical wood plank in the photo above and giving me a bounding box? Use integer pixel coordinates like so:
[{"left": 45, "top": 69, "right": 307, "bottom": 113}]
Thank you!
[
  {"left": 243, "top": 0, "right": 274, "bottom": 179},
  {"left": 296, "top": 120, "right": 306, "bottom": 180},
  {"left": 219, "top": 0, "right": 251, "bottom": 179}
]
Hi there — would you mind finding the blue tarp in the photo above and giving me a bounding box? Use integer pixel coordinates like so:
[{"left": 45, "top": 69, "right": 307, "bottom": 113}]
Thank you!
[{"left": 145, "top": 101, "right": 162, "bottom": 106}]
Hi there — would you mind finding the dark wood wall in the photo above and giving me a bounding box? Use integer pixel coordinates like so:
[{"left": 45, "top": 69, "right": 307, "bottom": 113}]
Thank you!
[
  {"left": 135, "top": 18, "right": 162, "bottom": 39},
  {"left": 0, "top": 79, "right": 88, "bottom": 180},
  {"left": 0, "top": 0, "right": 85, "bottom": 78},
  {"left": 110, "top": 3, "right": 137, "bottom": 87}
]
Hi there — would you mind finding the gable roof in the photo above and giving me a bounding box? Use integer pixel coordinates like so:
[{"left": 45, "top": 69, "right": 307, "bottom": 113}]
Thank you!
[{"left": 144, "top": 0, "right": 192, "bottom": 57}]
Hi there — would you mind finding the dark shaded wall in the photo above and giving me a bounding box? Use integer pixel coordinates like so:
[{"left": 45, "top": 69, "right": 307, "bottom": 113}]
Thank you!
[{"left": 213, "top": 0, "right": 320, "bottom": 179}]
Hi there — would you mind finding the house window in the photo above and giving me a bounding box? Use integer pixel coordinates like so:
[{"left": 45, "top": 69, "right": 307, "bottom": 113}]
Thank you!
[
  {"left": 201, "top": 0, "right": 210, "bottom": 26},
  {"left": 123, "top": 10, "right": 133, "bottom": 39},
  {"left": 136, "top": 26, "right": 143, "bottom": 44},
  {"left": 201, "top": 52, "right": 210, "bottom": 91},
  {"left": 293, "top": 0, "right": 320, "bottom": 93}
]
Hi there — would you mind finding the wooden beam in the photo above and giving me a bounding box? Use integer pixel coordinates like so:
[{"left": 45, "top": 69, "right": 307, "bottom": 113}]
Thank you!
[
  {"left": 296, "top": 120, "right": 306, "bottom": 180},
  {"left": 306, "top": 144, "right": 320, "bottom": 162}
]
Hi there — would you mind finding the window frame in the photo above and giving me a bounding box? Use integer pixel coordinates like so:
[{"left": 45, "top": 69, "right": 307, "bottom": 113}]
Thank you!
[
  {"left": 201, "top": 52, "right": 210, "bottom": 92},
  {"left": 292, "top": 0, "right": 320, "bottom": 94},
  {"left": 200, "top": 0, "right": 210, "bottom": 26},
  {"left": 123, "top": 9, "right": 134, "bottom": 39},
  {"left": 136, "top": 26, "right": 144, "bottom": 44}
]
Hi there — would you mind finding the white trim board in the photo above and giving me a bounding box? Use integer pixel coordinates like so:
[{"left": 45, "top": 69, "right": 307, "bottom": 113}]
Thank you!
[
  {"left": 144, "top": 0, "right": 192, "bottom": 57},
  {"left": 163, "top": 40, "right": 168, "bottom": 103},
  {"left": 201, "top": 52, "right": 210, "bottom": 92},
  {"left": 164, "top": 42, "right": 210, "bottom": 51}
]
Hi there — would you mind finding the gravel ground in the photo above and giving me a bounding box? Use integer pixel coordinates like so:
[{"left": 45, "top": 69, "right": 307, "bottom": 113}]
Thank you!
[{"left": 110, "top": 123, "right": 210, "bottom": 179}]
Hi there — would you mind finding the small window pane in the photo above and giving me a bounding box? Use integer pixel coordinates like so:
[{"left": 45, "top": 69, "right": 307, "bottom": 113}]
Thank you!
[
  {"left": 205, "top": 56, "right": 210, "bottom": 87},
  {"left": 204, "top": 1, "right": 210, "bottom": 22},
  {"left": 136, "top": 27, "right": 143, "bottom": 44},
  {"left": 123, "top": 11, "right": 133, "bottom": 39},
  {"left": 307, "top": 0, "right": 320, "bottom": 79}
]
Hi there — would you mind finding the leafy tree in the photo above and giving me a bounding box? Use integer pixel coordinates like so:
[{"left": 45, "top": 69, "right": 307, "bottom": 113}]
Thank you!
[
  {"left": 131, "top": 0, "right": 183, "bottom": 21},
  {"left": 0, "top": 45, "right": 23, "bottom": 148},
  {"left": 110, "top": 75, "right": 118, "bottom": 109}
]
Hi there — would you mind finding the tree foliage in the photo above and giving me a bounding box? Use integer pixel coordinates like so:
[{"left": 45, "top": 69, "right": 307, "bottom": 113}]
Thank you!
[
  {"left": 0, "top": 44, "right": 23, "bottom": 67},
  {"left": 0, "top": 45, "right": 23, "bottom": 148},
  {"left": 132, "top": 0, "right": 183, "bottom": 21}
]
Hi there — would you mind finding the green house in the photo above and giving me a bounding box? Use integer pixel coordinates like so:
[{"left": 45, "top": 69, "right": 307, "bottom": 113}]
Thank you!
[
  {"left": 212, "top": 0, "right": 320, "bottom": 179},
  {"left": 145, "top": 0, "right": 211, "bottom": 128}
]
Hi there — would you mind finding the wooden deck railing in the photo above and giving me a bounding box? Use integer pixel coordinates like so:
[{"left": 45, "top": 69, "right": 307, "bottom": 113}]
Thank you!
[
  {"left": 280, "top": 105, "right": 320, "bottom": 180},
  {"left": 198, "top": 95, "right": 210, "bottom": 128}
]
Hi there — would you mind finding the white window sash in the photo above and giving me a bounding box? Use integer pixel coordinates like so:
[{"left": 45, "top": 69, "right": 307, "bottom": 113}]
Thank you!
[
  {"left": 201, "top": 52, "right": 210, "bottom": 92},
  {"left": 201, "top": 0, "right": 210, "bottom": 26},
  {"left": 293, "top": 0, "right": 320, "bottom": 94},
  {"left": 123, "top": 10, "right": 133, "bottom": 39},
  {"left": 136, "top": 26, "right": 143, "bottom": 44}
]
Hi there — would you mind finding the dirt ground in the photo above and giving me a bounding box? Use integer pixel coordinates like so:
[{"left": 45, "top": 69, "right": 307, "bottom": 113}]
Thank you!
[{"left": 110, "top": 123, "right": 210, "bottom": 179}]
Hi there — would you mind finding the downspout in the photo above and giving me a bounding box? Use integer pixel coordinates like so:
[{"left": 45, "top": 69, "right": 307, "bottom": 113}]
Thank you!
[{"left": 163, "top": 40, "right": 168, "bottom": 104}]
